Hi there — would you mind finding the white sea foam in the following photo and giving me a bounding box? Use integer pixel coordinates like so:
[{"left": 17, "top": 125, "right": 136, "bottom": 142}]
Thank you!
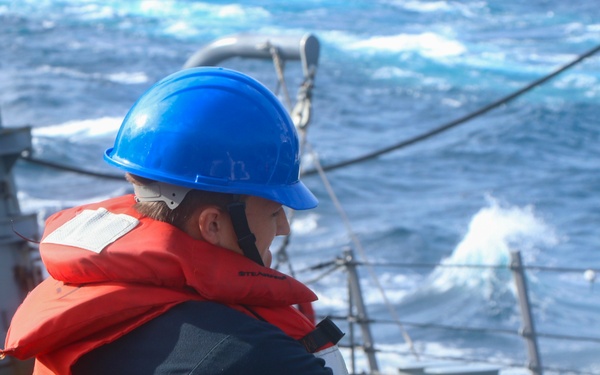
[
  {"left": 291, "top": 213, "right": 320, "bottom": 235},
  {"left": 4, "top": 1, "right": 597, "bottom": 371},
  {"left": 347, "top": 32, "right": 466, "bottom": 58},
  {"left": 106, "top": 72, "right": 149, "bottom": 84},
  {"left": 349, "top": 340, "right": 532, "bottom": 375},
  {"left": 65, "top": 3, "right": 116, "bottom": 20},
  {"left": 428, "top": 195, "right": 559, "bottom": 294},
  {"left": 36, "top": 65, "right": 149, "bottom": 85},
  {"left": 396, "top": 1, "right": 452, "bottom": 13},
  {"left": 32, "top": 117, "right": 122, "bottom": 139},
  {"left": 161, "top": 1, "right": 270, "bottom": 20}
]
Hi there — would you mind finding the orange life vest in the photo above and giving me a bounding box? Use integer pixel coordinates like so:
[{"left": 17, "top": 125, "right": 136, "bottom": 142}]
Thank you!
[{"left": 1, "top": 195, "right": 329, "bottom": 374}]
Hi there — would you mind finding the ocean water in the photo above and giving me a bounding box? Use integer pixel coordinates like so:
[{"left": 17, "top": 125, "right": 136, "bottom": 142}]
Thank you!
[{"left": 1, "top": 1, "right": 599, "bottom": 374}]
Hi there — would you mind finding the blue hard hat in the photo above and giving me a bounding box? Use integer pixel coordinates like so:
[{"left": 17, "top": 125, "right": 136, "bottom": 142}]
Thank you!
[{"left": 104, "top": 67, "right": 317, "bottom": 210}]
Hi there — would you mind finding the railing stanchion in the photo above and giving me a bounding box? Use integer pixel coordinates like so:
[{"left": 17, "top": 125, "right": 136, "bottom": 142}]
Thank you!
[
  {"left": 343, "top": 247, "right": 379, "bottom": 374},
  {"left": 510, "top": 251, "right": 543, "bottom": 375},
  {"left": 347, "top": 261, "right": 356, "bottom": 374}
]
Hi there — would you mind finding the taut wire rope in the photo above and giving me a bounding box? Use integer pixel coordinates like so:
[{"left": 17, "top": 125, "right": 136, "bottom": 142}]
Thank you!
[
  {"left": 305, "top": 142, "right": 420, "bottom": 360},
  {"left": 303, "top": 42, "right": 600, "bottom": 175}
]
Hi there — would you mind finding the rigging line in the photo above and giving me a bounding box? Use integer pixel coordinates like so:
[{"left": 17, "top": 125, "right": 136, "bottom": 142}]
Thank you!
[
  {"left": 376, "top": 349, "right": 599, "bottom": 375},
  {"left": 539, "top": 367, "right": 598, "bottom": 375},
  {"left": 294, "top": 260, "right": 338, "bottom": 273},
  {"left": 343, "top": 346, "right": 524, "bottom": 373},
  {"left": 268, "top": 43, "right": 293, "bottom": 110},
  {"left": 17, "top": 44, "right": 600, "bottom": 181},
  {"left": 20, "top": 154, "right": 124, "bottom": 180},
  {"left": 301, "top": 263, "right": 344, "bottom": 285},
  {"left": 269, "top": 47, "right": 304, "bottom": 283},
  {"left": 371, "top": 348, "right": 520, "bottom": 369},
  {"left": 296, "top": 258, "right": 600, "bottom": 275},
  {"left": 304, "top": 42, "right": 600, "bottom": 175},
  {"left": 305, "top": 142, "right": 420, "bottom": 360},
  {"left": 350, "top": 260, "right": 600, "bottom": 274},
  {"left": 536, "top": 332, "right": 600, "bottom": 344},
  {"left": 327, "top": 314, "right": 518, "bottom": 336},
  {"left": 330, "top": 314, "right": 600, "bottom": 344},
  {"left": 273, "top": 75, "right": 316, "bottom": 275},
  {"left": 17, "top": 61, "right": 301, "bottom": 183},
  {"left": 374, "top": 347, "right": 599, "bottom": 375},
  {"left": 356, "top": 261, "right": 507, "bottom": 270},
  {"left": 328, "top": 315, "right": 600, "bottom": 343}
]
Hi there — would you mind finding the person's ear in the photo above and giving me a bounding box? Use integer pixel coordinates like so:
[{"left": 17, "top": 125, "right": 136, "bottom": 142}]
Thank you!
[{"left": 197, "top": 207, "right": 224, "bottom": 245}]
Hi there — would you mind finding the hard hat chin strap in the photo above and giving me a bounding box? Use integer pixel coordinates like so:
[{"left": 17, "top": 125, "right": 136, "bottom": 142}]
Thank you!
[
  {"left": 227, "top": 201, "right": 265, "bottom": 267},
  {"left": 134, "top": 183, "right": 264, "bottom": 266}
]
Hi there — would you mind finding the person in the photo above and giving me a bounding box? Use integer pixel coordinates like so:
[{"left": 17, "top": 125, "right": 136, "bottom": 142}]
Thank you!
[{"left": 1, "top": 67, "right": 348, "bottom": 374}]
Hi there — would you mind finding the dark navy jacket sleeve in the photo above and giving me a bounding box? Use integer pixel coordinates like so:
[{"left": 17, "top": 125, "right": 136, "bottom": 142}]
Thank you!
[{"left": 72, "top": 301, "right": 334, "bottom": 375}]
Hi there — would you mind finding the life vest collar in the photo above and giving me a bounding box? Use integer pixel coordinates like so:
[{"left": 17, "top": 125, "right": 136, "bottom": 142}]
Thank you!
[{"left": 39, "top": 195, "right": 317, "bottom": 307}]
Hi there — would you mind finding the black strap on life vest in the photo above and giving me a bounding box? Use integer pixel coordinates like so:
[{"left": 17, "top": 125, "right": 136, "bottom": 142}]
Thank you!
[
  {"left": 227, "top": 201, "right": 265, "bottom": 267},
  {"left": 298, "top": 317, "right": 345, "bottom": 353}
]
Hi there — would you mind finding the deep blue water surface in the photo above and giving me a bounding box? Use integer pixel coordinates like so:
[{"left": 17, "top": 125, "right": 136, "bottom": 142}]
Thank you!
[{"left": 1, "top": 1, "right": 599, "bottom": 373}]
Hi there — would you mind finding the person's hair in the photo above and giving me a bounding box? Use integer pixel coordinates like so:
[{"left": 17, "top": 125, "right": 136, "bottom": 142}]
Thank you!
[{"left": 126, "top": 173, "right": 237, "bottom": 232}]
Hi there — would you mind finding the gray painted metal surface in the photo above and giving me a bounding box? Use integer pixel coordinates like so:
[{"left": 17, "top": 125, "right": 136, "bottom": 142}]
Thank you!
[
  {"left": 511, "top": 251, "right": 543, "bottom": 375},
  {"left": 183, "top": 33, "right": 319, "bottom": 76},
  {"left": 0, "top": 119, "right": 37, "bottom": 374}
]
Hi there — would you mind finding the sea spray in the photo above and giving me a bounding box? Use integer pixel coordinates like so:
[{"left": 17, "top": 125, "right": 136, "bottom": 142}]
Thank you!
[{"left": 429, "top": 195, "right": 559, "bottom": 300}]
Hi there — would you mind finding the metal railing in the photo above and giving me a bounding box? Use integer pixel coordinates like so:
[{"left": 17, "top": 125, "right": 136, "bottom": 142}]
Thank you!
[{"left": 299, "top": 250, "right": 600, "bottom": 375}]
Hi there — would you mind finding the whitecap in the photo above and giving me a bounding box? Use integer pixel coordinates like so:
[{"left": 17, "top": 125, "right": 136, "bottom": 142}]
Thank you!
[
  {"left": 32, "top": 117, "right": 122, "bottom": 139},
  {"left": 428, "top": 195, "right": 559, "bottom": 295},
  {"left": 291, "top": 213, "right": 320, "bottom": 235},
  {"left": 106, "top": 72, "right": 149, "bottom": 84},
  {"left": 346, "top": 32, "right": 467, "bottom": 58}
]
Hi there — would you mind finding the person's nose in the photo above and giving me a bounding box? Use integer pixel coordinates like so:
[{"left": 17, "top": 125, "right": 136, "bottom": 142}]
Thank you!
[{"left": 277, "top": 210, "right": 291, "bottom": 236}]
